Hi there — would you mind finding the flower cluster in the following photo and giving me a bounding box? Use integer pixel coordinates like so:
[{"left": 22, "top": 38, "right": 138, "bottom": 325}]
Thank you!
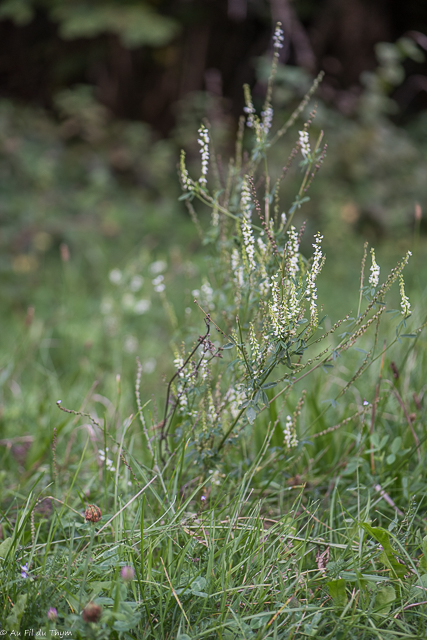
[
  {"left": 269, "top": 273, "right": 287, "bottom": 339},
  {"left": 180, "top": 150, "right": 193, "bottom": 191},
  {"left": 299, "top": 130, "right": 311, "bottom": 160},
  {"left": 99, "top": 448, "right": 115, "bottom": 472},
  {"left": 399, "top": 274, "right": 411, "bottom": 317},
  {"left": 283, "top": 415, "right": 298, "bottom": 449},
  {"left": 249, "top": 323, "right": 263, "bottom": 375},
  {"left": 306, "top": 233, "right": 324, "bottom": 324},
  {"left": 369, "top": 248, "right": 380, "bottom": 288},
  {"left": 198, "top": 124, "right": 210, "bottom": 187},
  {"left": 241, "top": 218, "right": 256, "bottom": 272},
  {"left": 273, "top": 23, "right": 284, "bottom": 50},
  {"left": 243, "top": 86, "right": 256, "bottom": 129},
  {"left": 152, "top": 274, "right": 165, "bottom": 293},
  {"left": 287, "top": 226, "right": 300, "bottom": 279},
  {"left": 260, "top": 106, "right": 273, "bottom": 136}
]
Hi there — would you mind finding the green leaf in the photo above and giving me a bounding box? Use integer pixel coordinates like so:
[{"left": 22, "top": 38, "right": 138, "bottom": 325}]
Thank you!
[
  {"left": 391, "top": 437, "right": 402, "bottom": 455},
  {"left": 374, "top": 585, "right": 395, "bottom": 614},
  {"left": 328, "top": 579, "right": 348, "bottom": 608},
  {"left": 246, "top": 406, "right": 257, "bottom": 424},
  {"left": 250, "top": 613, "right": 271, "bottom": 629},
  {"left": 361, "top": 524, "right": 407, "bottom": 578},
  {"left": 0, "top": 0, "right": 33, "bottom": 25},
  {"left": 419, "top": 557, "right": 427, "bottom": 573},
  {"left": 0, "top": 537, "right": 13, "bottom": 559},
  {"left": 222, "top": 342, "right": 235, "bottom": 349},
  {"left": 6, "top": 594, "right": 28, "bottom": 632},
  {"left": 261, "top": 381, "right": 277, "bottom": 389},
  {"left": 53, "top": 4, "right": 179, "bottom": 47}
]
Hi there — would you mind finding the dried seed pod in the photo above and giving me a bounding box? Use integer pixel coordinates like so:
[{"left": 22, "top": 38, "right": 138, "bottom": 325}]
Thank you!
[{"left": 85, "top": 504, "right": 102, "bottom": 523}]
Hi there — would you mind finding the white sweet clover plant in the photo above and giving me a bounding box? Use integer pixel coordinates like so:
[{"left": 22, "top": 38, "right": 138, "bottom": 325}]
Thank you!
[{"left": 160, "top": 23, "right": 413, "bottom": 466}]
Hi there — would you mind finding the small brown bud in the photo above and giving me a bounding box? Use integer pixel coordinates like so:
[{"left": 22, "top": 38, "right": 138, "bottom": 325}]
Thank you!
[
  {"left": 390, "top": 361, "right": 399, "bottom": 380},
  {"left": 82, "top": 602, "right": 102, "bottom": 623},
  {"left": 25, "top": 306, "right": 35, "bottom": 327},
  {"left": 60, "top": 243, "right": 70, "bottom": 262},
  {"left": 85, "top": 504, "right": 102, "bottom": 523}
]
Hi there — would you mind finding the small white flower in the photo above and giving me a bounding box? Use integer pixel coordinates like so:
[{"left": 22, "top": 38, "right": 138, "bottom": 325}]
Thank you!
[
  {"left": 130, "top": 275, "right": 144, "bottom": 291},
  {"left": 150, "top": 260, "right": 167, "bottom": 275},
  {"left": 124, "top": 335, "right": 138, "bottom": 354},
  {"left": 134, "top": 299, "right": 151, "bottom": 314},
  {"left": 109, "top": 269, "right": 122, "bottom": 285},
  {"left": 201, "top": 281, "right": 214, "bottom": 302},
  {"left": 152, "top": 274, "right": 165, "bottom": 293},
  {"left": 99, "top": 449, "right": 116, "bottom": 471},
  {"left": 141, "top": 357, "right": 156, "bottom": 374}
]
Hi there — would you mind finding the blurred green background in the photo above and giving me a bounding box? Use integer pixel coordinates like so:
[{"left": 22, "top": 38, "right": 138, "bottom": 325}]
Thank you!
[{"left": 1, "top": 0, "right": 427, "bottom": 449}]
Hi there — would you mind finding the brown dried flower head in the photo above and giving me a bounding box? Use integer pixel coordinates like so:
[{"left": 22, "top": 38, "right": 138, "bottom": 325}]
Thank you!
[
  {"left": 82, "top": 601, "right": 102, "bottom": 623},
  {"left": 85, "top": 504, "right": 102, "bottom": 523}
]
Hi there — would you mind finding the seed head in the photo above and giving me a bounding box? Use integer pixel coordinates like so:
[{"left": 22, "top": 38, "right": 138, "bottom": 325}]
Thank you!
[{"left": 85, "top": 504, "right": 102, "bottom": 523}]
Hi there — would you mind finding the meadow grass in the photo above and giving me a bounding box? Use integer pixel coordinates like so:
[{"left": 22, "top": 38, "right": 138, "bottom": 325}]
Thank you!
[{"left": 1, "top": 25, "right": 427, "bottom": 639}]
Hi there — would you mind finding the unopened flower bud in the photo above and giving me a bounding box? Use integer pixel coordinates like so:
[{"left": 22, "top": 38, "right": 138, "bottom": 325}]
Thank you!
[
  {"left": 82, "top": 602, "right": 102, "bottom": 623},
  {"left": 85, "top": 504, "right": 102, "bottom": 523},
  {"left": 121, "top": 566, "right": 135, "bottom": 582},
  {"left": 47, "top": 607, "right": 58, "bottom": 621}
]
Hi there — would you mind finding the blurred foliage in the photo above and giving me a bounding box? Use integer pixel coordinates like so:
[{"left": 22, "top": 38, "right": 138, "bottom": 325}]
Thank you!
[
  {"left": 0, "top": 0, "right": 179, "bottom": 46},
  {"left": 250, "top": 36, "right": 427, "bottom": 248}
]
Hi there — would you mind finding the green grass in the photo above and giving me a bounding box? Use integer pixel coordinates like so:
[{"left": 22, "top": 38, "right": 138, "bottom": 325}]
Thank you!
[
  {"left": 2, "top": 49, "right": 427, "bottom": 639},
  {"left": 1, "top": 211, "right": 427, "bottom": 638}
]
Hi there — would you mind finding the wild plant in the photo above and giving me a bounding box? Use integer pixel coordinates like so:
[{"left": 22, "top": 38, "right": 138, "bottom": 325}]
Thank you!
[{"left": 144, "top": 23, "right": 416, "bottom": 474}]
